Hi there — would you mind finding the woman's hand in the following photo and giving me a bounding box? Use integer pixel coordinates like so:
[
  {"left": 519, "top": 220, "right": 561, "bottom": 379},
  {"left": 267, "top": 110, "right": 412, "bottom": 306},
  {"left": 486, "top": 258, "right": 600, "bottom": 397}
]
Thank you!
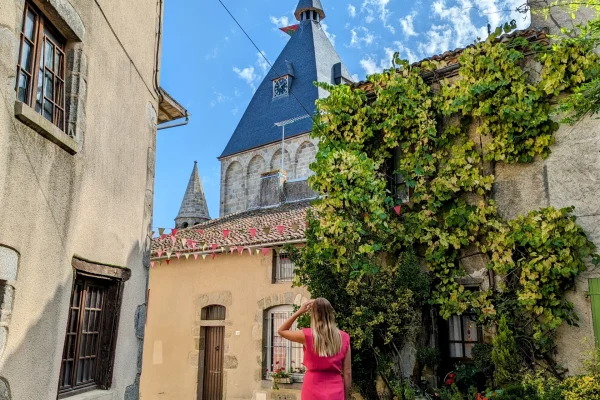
[
  {"left": 298, "top": 300, "right": 314, "bottom": 314},
  {"left": 278, "top": 300, "right": 314, "bottom": 345}
]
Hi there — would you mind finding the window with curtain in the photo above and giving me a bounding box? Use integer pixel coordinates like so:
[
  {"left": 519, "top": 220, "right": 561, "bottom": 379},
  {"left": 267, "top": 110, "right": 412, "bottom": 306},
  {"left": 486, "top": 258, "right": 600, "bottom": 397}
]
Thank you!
[
  {"left": 448, "top": 313, "right": 482, "bottom": 359},
  {"left": 16, "top": 1, "right": 66, "bottom": 131},
  {"left": 265, "top": 305, "right": 304, "bottom": 376}
]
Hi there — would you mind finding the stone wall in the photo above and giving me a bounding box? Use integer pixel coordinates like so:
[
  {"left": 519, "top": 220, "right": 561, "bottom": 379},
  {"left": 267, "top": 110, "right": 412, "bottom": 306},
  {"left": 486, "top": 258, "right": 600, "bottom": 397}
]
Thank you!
[
  {"left": 219, "top": 134, "right": 318, "bottom": 216},
  {"left": 0, "top": 0, "right": 159, "bottom": 398}
]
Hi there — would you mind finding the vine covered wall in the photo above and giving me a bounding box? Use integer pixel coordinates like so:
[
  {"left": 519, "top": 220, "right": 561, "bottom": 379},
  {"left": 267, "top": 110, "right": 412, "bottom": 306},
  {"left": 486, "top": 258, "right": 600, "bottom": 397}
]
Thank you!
[{"left": 292, "top": 15, "right": 600, "bottom": 396}]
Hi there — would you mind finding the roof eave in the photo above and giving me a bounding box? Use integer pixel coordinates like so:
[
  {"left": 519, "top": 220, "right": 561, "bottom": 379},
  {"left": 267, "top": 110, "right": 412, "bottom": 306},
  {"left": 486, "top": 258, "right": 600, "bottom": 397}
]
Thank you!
[{"left": 158, "top": 87, "right": 190, "bottom": 125}]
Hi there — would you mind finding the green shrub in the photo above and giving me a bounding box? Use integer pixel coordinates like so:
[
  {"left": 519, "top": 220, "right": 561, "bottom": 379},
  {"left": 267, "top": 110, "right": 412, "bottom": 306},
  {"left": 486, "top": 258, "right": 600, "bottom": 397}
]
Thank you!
[
  {"left": 416, "top": 347, "right": 441, "bottom": 369},
  {"left": 562, "top": 375, "right": 600, "bottom": 400},
  {"left": 492, "top": 316, "right": 522, "bottom": 386},
  {"left": 472, "top": 343, "right": 494, "bottom": 378}
]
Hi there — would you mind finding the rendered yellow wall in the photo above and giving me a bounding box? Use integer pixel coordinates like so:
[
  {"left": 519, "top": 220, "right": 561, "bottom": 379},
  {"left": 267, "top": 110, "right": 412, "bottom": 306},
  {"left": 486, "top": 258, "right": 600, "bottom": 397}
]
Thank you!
[{"left": 141, "top": 252, "right": 309, "bottom": 400}]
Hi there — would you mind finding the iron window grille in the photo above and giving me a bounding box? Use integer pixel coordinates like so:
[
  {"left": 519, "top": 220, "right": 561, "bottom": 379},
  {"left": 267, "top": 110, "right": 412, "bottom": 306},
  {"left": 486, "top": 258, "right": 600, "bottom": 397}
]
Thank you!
[
  {"left": 16, "top": 1, "right": 66, "bottom": 131},
  {"left": 265, "top": 306, "right": 304, "bottom": 377},
  {"left": 273, "top": 252, "right": 296, "bottom": 283}
]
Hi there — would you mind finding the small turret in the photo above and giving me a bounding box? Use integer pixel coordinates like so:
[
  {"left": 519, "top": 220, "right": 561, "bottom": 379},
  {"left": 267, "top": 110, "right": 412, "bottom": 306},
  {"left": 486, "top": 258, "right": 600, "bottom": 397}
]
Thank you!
[
  {"left": 295, "top": 0, "right": 325, "bottom": 22},
  {"left": 175, "top": 161, "right": 210, "bottom": 229}
]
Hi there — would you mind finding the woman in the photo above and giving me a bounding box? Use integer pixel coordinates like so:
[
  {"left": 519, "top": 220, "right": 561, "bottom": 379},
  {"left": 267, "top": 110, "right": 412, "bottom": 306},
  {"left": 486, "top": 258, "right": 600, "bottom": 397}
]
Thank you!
[{"left": 278, "top": 298, "right": 352, "bottom": 400}]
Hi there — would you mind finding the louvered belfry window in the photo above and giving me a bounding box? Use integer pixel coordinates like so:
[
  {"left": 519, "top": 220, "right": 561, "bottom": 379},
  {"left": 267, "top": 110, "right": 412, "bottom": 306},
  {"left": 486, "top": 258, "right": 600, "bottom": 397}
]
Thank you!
[{"left": 16, "top": 1, "right": 66, "bottom": 131}]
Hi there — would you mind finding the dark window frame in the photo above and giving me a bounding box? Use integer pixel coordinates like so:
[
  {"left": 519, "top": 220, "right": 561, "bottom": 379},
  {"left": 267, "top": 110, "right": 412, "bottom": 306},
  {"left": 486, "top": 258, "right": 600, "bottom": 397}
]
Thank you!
[
  {"left": 57, "top": 259, "right": 130, "bottom": 398},
  {"left": 447, "top": 312, "right": 483, "bottom": 361},
  {"left": 271, "top": 251, "right": 296, "bottom": 283},
  {"left": 263, "top": 305, "right": 304, "bottom": 378},
  {"left": 16, "top": 0, "right": 67, "bottom": 132}
]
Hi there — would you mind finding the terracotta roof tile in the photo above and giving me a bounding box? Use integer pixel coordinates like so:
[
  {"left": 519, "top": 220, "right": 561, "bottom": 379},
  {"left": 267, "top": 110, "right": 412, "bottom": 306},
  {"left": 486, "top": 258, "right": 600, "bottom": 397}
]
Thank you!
[{"left": 151, "top": 201, "right": 311, "bottom": 259}]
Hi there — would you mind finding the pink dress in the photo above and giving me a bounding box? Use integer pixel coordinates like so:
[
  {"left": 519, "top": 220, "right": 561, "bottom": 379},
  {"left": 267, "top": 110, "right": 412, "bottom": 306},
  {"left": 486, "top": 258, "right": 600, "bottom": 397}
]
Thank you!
[{"left": 301, "top": 328, "right": 350, "bottom": 400}]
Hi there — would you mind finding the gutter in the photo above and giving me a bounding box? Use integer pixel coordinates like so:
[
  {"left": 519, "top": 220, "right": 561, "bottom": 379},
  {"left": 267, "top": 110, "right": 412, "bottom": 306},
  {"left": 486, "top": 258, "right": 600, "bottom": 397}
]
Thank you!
[
  {"left": 151, "top": 238, "right": 307, "bottom": 261},
  {"left": 157, "top": 112, "right": 190, "bottom": 130}
]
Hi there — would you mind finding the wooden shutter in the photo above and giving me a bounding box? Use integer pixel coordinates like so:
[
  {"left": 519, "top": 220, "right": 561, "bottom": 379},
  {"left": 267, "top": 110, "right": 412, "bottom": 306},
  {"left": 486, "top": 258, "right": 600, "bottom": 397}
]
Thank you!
[{"left": 590, "top": 278, "right": 600, "bottom": 349}]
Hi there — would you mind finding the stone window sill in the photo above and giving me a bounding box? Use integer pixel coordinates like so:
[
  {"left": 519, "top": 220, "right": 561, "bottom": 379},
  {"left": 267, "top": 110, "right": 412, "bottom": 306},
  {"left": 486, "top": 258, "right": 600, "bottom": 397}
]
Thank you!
[
  {"left": 14, "top": 101, "right": 80, "bottom": 154},
  {"left": 261, "top": 380, "right": 303, "bottom": 390},
  {"left": 61, "top": 389, "right": 114, "bottom": 400}
]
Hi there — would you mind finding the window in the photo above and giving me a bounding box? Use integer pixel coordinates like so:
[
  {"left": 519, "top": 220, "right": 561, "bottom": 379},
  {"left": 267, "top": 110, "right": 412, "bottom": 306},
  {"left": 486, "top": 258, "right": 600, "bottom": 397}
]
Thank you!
[
  {"left": 16, "top": 1, "right": 66, "bottom": 131},
  {"left": 388, "top": 147, "right": 410, "bottom": 204},
  {"left": 273, "top": 252, "right": 296, "bottom": 283},
  {"left": 448, "top": 313, "right": 482, "bottom": 359},
  {"left": 58, "top": 265, "right": 125, "bottom": 397},
  {"left": 265, "top": 306, "right": 304, "bottom": 376}
]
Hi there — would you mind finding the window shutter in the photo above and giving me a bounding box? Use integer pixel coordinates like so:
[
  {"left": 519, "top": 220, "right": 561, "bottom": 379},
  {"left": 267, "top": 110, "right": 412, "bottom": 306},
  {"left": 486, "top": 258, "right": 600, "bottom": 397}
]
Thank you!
[
  {"left": 97, "top": 281, "right": 123, "bottom": 389},
  {"left": 590, "top": 278, "right": 600, "bottom": 349}
]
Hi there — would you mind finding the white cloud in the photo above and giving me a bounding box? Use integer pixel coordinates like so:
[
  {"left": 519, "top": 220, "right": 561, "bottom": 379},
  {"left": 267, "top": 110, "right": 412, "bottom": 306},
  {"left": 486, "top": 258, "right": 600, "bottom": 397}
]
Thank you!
[
  {"left": 321, "top": 23, "right": 337, "bottom": 47},
  {"left": 359, "top": 47, "right": 396, "bottom": 76},
  {"left": 361, "top": 0, "right": 394, "bottom": 33},
  {"left": 257, "top": 51, "right": 269, "bottom": 73},
  {"left": 233, "top": 66, "right": 258, "bottom": 90},
  {"left": 393, "top": 41, "right": 419, "bottom": 64},
  {"left": 399, "top": 11, "right": 418, "bottom": 38},
  {"left": 234, "top": 88, "right": 242, "bottom": 97},
  {"left": 358, "top": 41, "right": 423, "bottom": 78},
  {"left": 351, "top": 73, "right": 360, "bottom": 82},
  {"left": 360, "top": 57, "right": 379, "bottom": 76},
  {"left": 417, "top": 24, "right": 453, "bottom": 58},
  {"left": 348, "top": 26, "right": 375, "bottom": 48},
  {"left": 430, "top": 0, "right": 486, "bottom": 51},
  {"left": 270, "top": 15, "right": 290, "bottom": 27},
  {"left": 233, "top": 52, "right": 271, "bottom": 90},
  {"left": 205, "top": 47, "right": 219, "bottom": 60},
  {"left": 231, "top": 106, "right": 239, "bottom": 115},
  {"left": 348, "top": 4, "right": 357, "bottom": 18}
]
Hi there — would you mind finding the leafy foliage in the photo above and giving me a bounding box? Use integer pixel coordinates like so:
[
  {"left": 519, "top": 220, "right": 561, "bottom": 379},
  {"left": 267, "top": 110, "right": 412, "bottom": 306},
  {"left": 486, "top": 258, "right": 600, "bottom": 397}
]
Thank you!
[
  {"left": 492, "top": 316, "right": 522, "bottom": 386},
  {"left": 293, "top": 14, "right": 600, "bottom": 394}
]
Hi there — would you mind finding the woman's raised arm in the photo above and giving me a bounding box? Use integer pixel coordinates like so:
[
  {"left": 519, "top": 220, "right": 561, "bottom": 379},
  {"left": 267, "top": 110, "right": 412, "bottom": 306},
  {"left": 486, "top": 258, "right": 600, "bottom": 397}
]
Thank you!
[{"left": 277, "top": 300, "right": 314, "bottom": 344}]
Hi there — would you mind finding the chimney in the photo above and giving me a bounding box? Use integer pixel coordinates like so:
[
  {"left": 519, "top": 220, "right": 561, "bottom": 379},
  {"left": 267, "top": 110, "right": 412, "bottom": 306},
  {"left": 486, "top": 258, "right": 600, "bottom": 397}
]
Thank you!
[{"left": 259, "top": 170, "right": 286, "bottom": 207}]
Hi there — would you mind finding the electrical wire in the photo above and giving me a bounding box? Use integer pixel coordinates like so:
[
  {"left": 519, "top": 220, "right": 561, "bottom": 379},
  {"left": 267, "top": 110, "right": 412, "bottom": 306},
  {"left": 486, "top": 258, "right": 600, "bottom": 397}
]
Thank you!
[{"left": 216, "top": 0, "right": 317, "bottom": 123}]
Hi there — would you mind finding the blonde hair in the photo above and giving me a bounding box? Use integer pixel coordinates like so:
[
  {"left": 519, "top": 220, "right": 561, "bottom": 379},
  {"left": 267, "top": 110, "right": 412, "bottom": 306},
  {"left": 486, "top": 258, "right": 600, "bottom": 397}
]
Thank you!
[{"left": 310, "top": 298, "right": 342, "bottom": 357}]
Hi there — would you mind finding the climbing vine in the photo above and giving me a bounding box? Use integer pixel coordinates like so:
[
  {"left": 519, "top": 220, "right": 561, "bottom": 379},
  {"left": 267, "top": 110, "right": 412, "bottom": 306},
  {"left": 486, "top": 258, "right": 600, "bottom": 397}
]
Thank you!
[{"left": 293, "top": 16, "right": 600, "bottom": 395}]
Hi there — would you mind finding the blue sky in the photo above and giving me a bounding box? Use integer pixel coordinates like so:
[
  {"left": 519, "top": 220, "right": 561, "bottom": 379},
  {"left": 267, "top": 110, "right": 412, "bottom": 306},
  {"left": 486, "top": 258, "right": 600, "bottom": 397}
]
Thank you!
[{"left": 153, "top": 0, "right": 530, "bottom": 230}]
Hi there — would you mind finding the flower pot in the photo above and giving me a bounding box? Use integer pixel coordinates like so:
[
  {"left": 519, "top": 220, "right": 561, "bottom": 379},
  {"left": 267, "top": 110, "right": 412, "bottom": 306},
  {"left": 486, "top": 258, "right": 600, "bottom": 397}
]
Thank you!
[
  {"left": 291, "top": 373, "right": 304, "bottom": 383},
  {"left": 273, "top": 377, "right": 293, "bottom": 384}
]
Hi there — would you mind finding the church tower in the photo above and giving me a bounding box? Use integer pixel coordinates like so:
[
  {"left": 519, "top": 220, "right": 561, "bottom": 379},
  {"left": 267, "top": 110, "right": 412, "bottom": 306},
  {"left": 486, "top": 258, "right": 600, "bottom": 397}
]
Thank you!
[
  {"left": 175, "top": 161, "right": 210, "bottom": 228},
  {"left": 218, "top": 0, "right": 352, "bottom": 216}
]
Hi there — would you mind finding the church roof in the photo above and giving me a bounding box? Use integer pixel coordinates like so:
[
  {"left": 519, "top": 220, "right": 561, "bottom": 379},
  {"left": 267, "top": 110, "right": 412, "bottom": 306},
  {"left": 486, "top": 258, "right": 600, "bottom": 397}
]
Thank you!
[
  {"left": 176, "top": 161, "right": 210, "bottom": 221},
  {"left": 220, "top": 13, "right": 352, "bottom": 159},
  {"left": 152, "top": 200, "right": 310, "bottom": 258}
]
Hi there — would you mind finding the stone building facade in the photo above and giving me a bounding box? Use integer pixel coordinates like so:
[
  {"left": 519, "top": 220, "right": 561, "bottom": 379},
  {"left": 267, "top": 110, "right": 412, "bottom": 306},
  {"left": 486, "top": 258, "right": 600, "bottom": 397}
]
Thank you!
[
  {"left": 219, "top": 134, "right": 318, "bottom": 215},
  {"left": 0, "top": 0, "right": 185, "bottom": 399}
]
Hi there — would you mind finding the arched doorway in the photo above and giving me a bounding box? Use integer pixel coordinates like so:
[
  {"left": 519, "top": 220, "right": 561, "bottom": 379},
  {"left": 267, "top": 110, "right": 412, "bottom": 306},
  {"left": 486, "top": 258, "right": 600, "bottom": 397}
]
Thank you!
[{"left": 198, "top": 305, "right": 226, "bottom": 400}]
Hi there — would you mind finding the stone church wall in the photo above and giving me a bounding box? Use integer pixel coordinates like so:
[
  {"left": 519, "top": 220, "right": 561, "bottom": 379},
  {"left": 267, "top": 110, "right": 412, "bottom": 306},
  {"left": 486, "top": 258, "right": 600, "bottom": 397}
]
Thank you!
[{"left": 219, "top": 134, "right": 318, "bottom": 216}]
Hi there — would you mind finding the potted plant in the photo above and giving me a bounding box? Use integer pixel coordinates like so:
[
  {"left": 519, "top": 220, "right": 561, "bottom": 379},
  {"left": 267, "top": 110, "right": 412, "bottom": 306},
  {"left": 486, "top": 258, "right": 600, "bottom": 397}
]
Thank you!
[
  {"left": 269, "top": 363, "right": 293, "bottom": 390},
  {"left": 291, "top": 363, "right": 306, "bottom": 383}
]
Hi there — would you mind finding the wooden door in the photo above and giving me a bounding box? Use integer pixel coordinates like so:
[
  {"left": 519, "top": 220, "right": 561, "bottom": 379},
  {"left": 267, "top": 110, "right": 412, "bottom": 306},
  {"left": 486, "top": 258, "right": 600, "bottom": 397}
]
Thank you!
[{"left": 202, "top": 326, "right": 225, "bottom": 400}]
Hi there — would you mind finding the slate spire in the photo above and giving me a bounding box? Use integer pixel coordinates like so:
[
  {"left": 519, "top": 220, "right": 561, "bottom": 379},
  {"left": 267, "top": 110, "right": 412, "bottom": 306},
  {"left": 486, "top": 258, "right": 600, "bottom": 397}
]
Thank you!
[
  {"left": 175, "top": 161, "right": 210, "bottom": 229},
  {"left": 220, "top": 0, "right": 353, "bottom": 158}
]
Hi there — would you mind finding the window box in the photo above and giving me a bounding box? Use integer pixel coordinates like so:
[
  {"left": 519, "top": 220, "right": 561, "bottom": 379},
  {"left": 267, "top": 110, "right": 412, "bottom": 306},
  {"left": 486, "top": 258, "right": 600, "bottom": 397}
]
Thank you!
[{"left": 291, "top": 372, "right": 305, "bottom": 383}]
